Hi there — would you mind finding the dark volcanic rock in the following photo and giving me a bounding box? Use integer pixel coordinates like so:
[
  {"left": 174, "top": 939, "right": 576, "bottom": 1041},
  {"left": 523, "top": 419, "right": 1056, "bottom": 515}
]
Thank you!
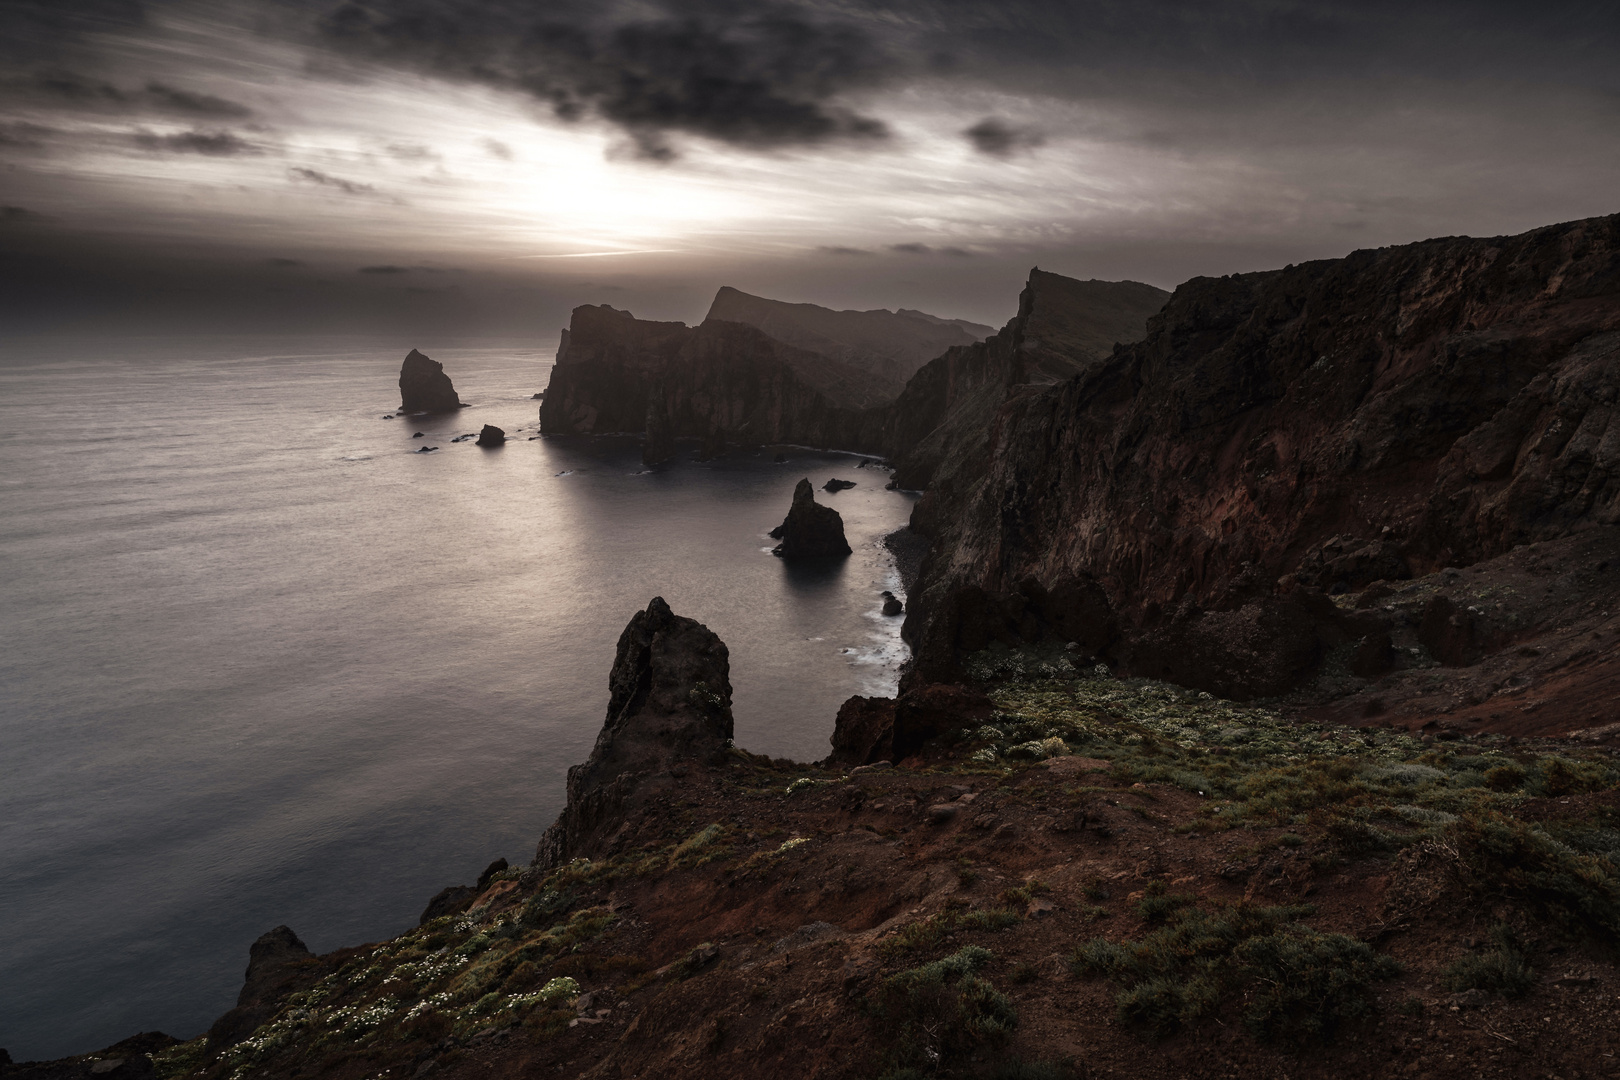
[
  {"left": 475, "top": 424, "right": 506, "bottom": 447},
  {"left": 891, "top": 684, "right": 994, "bottom": 761},
  {"left": 771, "top": 479, "right": 851, "bottom": 560},
  {"left": 827, "top": 695, "right": 896, "bottom": 765},
  {"left": 881, "top": 591, "right": 904, "bottom": 616},
  {"left": 397, "top": 349, "right": 465, "bottom": 413},
  {"left": 823, "top": 478, "right": 856, "bottom": 492},
  {"left": 534, "top": 597, "right": 733, "bottom": 870},
  {"left": 206, "top": 926, "right": 312, "bottom": 1052},
  {"left": 905, "top": 213, "right": 1620, "bottom": 702},
  {"left": 419, "top": 884, "right": 478, "bottom": 925}
]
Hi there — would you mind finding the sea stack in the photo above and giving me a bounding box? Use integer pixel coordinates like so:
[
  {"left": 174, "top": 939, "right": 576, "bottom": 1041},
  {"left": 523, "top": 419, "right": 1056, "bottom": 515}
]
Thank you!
[
  {"left": 771, "top": 478, "right": 852, "bottom": 560},
  {"left": 397, "top": 349, "right": 465, "bottom": 413},
  {"left": 475, "top": 424, "right": 506, "bottom": 447}
]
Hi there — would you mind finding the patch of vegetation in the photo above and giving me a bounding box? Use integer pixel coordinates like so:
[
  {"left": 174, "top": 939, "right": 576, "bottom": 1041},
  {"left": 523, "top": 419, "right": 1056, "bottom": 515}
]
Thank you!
[
  {"left": 151, "top": 1037, "right": 208, "bottom": 1080},
  {"left": 1134, "top": 880, "right": 1195, "bottom": 924},
  {"left": 882, "top": 900, "right": 1023, "bottom": 959},
  {"left": 1440, "top": 925, "right": 1534, "bottom": 998},
  {"left": 1070, "top": 902, "right": 1400, "bottom": 1044},
  {"left": 869, "top": 946, "right": 1017, "bottom": 1076},
  {"left": 1443, "top": 810, "right": 1620, "bottom": 936}
]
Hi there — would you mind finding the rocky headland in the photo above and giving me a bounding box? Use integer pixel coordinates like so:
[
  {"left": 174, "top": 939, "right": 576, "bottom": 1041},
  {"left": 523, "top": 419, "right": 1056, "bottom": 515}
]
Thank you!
[
  {"left": 22, "top": 213, "right": 1620, "bottom": 1080},
  {"left": 537, "top": 277, "right": 1169, "bottom": 474},
  {"left": 398, "top": 350, "right": 466, "bottom": 414}
]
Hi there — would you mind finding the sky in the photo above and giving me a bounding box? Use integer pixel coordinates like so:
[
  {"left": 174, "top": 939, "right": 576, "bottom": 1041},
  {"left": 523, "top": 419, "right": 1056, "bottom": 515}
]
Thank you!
[{"left": 1, "top": 0, "right": 1617, "bottom": 338}]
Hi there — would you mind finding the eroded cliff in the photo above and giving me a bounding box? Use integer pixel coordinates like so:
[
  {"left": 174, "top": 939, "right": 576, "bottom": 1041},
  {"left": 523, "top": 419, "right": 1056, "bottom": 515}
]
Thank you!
[{"left": 904, "top": 213, "right": 1620, "bottom": 718}]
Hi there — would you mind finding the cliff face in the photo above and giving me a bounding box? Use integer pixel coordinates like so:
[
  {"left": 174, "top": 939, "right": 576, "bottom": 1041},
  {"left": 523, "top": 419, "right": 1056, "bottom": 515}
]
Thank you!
[
  {"left": 539, "top": 277, "right": 1167, "bottom": 472},
  {"left": 538, "top": 306, "right": 889, "bottom": 453},
  {"left": 705, "top": 285, "right": 994, "bottom": 393},
  {"left": 905, "top": 214, "right": 1620, "bottom": 700},
  {"left": 398, "top": 349, "right": 465, "bottom": 413},
  {"left": 884, "top": 273, "right": 1170, "bottom": 492}
]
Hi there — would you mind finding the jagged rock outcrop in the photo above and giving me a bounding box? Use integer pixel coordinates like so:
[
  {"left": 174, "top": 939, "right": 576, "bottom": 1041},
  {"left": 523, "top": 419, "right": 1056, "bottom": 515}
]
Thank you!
[
  {"left": 205, "top": 926, "right": 312, "bottom": 1052},
  {"left": 905, "top": 213, "right": 1620, "bottom": 701},
  {"left": 417, "top": 857, "right": 510, "bottom": 925},
  {"left": 475, "top": 424, "right": 505, "bottom": 447},
  {"left": 534, "top": 597, "right": 733, "bottom": 871},
  {"left": 771, "top": 479, "right": 852, "bottom": 560},
  {"left": 397, "top": 349, "right": 465, "bottom": 413},
  {"left": 705, "top": 285, "right": 994, "bottom": 393}
]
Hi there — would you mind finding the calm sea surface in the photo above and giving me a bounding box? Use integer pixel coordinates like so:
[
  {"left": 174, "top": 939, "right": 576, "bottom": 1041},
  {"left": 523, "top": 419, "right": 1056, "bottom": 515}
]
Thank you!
[{"left": 0, "top": 336, "right": 915, "bottom": 1060}]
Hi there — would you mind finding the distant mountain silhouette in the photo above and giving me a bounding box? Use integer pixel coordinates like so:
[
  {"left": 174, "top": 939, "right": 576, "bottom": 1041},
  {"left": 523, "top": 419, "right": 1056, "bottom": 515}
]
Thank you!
[{"left": 704, "top": 286, "right": 996, "bottom": 398}]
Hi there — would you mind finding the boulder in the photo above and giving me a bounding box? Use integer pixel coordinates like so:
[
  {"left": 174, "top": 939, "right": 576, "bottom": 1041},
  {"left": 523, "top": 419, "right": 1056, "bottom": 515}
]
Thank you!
[
  {"left": 475, "top": 424, "right": 506, "bottom": 447},
  {"left": 397, "top": 349, "right": 465, "bottom": 413},
  {"left": 827, "top": 695, "right": 897, "bottom": 765},
  {"left": 881, "top": 590, "right": 904, "bottom": 616},
  {"left": 891, "top": 684, "right": 995, "bottom": 761},
  {"left": 534, "top": 597, "right": 734, "bottom": 870},
  {"left": 823, "top": 478, "right": 856, "bottom": 492},
  {"left": 771, "top": 479, "right": 852, "bottom": 560}
]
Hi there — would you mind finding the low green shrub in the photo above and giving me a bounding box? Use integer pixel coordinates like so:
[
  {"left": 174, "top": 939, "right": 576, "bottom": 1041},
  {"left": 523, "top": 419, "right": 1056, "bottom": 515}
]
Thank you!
[
  {"left": 1440, "top": 925, "right": 1534, "bottom": 998},
  {"left": 1448, "top": 810, "right": 1620, "bottom": 936},
  {"left": 869, "top": 946, "right": 1017, "bottom": 1073},
  {"left": 1070, "top": 902, "right": 1398, "bottom": 1044}
]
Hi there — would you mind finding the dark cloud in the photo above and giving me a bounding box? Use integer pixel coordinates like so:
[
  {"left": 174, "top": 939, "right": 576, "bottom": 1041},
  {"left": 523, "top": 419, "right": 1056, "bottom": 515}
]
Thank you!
[
  {"left": 1, "top": 205, "right": 46, "bottom": 222},
  {"left": 141, "top": 81, "right": 253, "bottom": 119},
  {"left": 818, "top": 245, "right": 871, "bottom": 256},
  {"left": 3, "top": 70, "right": 255, "bottom": 119},
  {"left": 384, "top": 142, "right": 437, "bottom": 161},
  {"left": 890, "top": 242, "right": 931, "bottom": 255},
  {"left": 0, "top": 0, "right": 146, "bottom": 65},
  {"left": 0, "top": 122, "right": 54, "bottom": 148},
  {"left": 964, "top": 117, "right": 1043, "bottom": 157},
  {"left": 483, "top": 138, "right": 512, "bottom": 160},
  {"left": 358, "top": 264, "right": 408, "bottom": 274},
  {"left": 131, "top": 128, "right": 261, "bottom": 155},
  {"left": 939, "top": 246, "right": 974, "bottom": 257},
  {"left": 265, "top": 257, "right": 303, "bottom": 266},
  {"left": 316, "top": 0, "right": 893, "bottom": 158},
  {"left": 289, "top": 166, "right": 378, "bottom": 196}
]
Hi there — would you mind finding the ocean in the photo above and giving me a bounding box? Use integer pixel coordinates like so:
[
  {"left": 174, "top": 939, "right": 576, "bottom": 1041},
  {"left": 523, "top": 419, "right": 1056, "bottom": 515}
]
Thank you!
[{"left": 0, "top": 336, "right": 915, "bottom": 1060}]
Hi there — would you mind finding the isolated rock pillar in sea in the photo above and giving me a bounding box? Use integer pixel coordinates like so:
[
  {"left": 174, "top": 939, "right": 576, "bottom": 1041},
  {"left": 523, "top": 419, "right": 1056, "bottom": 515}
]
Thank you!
[
  {"left": 770, "top": 478, "right": 853, "bottom": 559},
  {"left": 475, "top": 424, "right": 506, "bottom": 447},
  {"left": 397, "top": 349, "right": 466, "bottom": 413}
]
